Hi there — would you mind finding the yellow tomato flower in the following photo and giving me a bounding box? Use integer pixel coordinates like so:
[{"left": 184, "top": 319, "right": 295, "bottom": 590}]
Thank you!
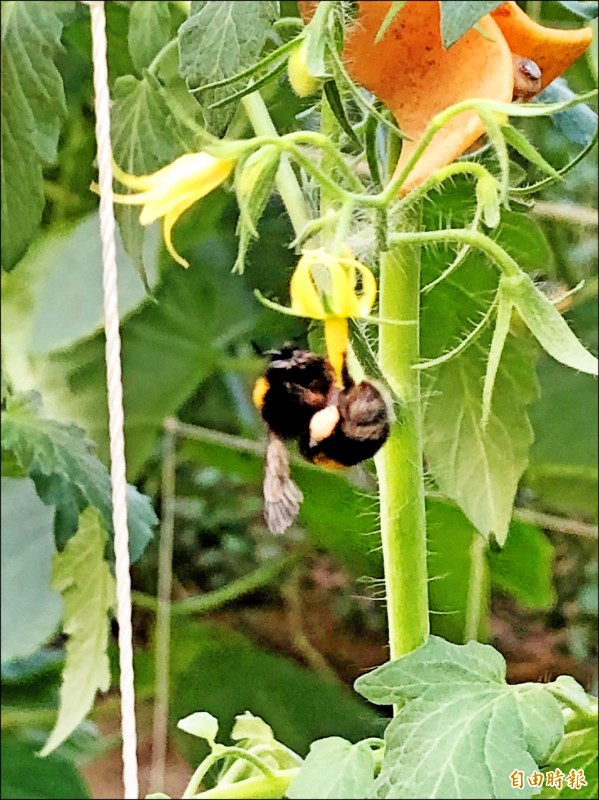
[
  {"left": 111, "top": 153, "right": 235, "bottom": 267},
  {"left": 261, "top": 249, "right": 377, "bottom": 386}
]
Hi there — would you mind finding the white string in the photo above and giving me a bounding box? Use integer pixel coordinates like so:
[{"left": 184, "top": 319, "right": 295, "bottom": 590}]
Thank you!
[{"left": 84, "top": 2, "right": 139, "bottom": 797}]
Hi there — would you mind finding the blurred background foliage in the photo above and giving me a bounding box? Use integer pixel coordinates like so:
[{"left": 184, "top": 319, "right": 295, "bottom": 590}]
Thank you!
[{"left": 1, "top": 1, "right": 597, "bottom": 797}]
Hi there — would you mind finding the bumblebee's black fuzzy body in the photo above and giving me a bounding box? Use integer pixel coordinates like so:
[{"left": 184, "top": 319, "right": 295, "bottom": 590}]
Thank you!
[
  {"left": 255, "top": 347, "right": 334, "bottom": 440},
  {"left": 299, "top": 380, "right": 391, "bottom": 468},
  {"left": 254, "top": 346, "right": 392, "bottom": 532}
]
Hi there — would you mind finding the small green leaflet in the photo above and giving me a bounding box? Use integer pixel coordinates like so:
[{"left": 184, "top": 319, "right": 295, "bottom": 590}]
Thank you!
[
  {"left": 178, "top": 1, "right": 280, "bottom": 134},
  {"left": 375, "top": 1, "right": 407, "bottom": 44},
  {"left": 177, "top": 711, "right": 219, "bottom": 745},
  {"left": 2, "top": 734, "right": 91, "bottom": 799},
  {"left": 481, "top": 290, "right": 513, "bottom": 429},
  {"left": 502, "top": 274, "right": 598, "bottom": 376},
  {"left": 355, "top": 637, "right": 565, "bottom": 800},
  {"left": 288, "top": 737, "right": 377, "bottom": 799},
  {"left": 1, "top": 392, "right": 157, "bottom": 561},
  {"left": 540, "top": 679, "right": 598, "bottom": 799},
  {"left": 231, "top": 711, "right": 301, "bottom": 770},
  {"left": 1, "top": 1, "right": 72, "bottom": 269},
  {"left": 439, "top": 1, "right": 504, "bottom": 49},
  {"left": 40, "top": 508, "right": 116, "bottom": 756},
  {"left": 231, "top": 711, "right": 275, "bottom": 745}
]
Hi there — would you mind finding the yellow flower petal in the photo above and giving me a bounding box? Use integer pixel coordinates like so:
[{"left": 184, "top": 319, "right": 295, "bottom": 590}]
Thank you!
[
  {"left": 137, "top": 155, "right": 235, "bottom": 224},
  {"left": 290, "top": 249, "right": 377, "bottom": 320},
  {"left": 290, "top": 253, "right": 327, "bottom": 319},
  {"left": 354, "top": 261, "right": 377, "bottom": 316},
  {"left": 110, "top": 189, "right": 151, "bottom": 206},
  {"left": 161, "top": 191, "right": 207, "bottom": 268},
  {"left": 111, "top": 160, "right": 156, "bottom": 191}
]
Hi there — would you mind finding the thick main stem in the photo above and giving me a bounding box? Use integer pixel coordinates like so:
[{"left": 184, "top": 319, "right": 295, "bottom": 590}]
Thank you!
[{"left": 374, "top": 207, "right": 429, "bottom": 663}]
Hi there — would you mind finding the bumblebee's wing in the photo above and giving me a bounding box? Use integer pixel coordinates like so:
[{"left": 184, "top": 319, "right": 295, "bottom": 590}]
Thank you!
[{"left": 263, "top": 434, "right": 303, "bottom": 534}]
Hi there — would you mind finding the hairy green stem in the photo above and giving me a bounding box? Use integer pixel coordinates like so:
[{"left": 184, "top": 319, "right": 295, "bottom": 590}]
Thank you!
[
  {"left": 390, "top": 228, "right": 520, "bottom": 278},
  {"left": 183, "top": 747, "right": 280, "bottom": 798},
  {"left": 374, "top": 207, "right": 429, "bottom": 666}
]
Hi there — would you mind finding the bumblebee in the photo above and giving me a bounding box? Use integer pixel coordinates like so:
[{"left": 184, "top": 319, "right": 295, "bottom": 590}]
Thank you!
[{"left": 253, "top": 346, "right": 391, "bottom": 532}]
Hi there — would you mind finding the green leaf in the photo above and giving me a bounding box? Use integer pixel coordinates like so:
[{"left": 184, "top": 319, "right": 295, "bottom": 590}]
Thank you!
[
  {"left": 476, "top": 173, "right": 501, "bottom": 229},
  {"left": 427, "top": 501, "right": 556, "bottom": 642},
  {"left": 420, "top": 193, "right": 554, "bottom": 544},
  {"left": 1, "top": 392, "right": 157, "bottom": 560},
  {"left": 170, "top": 621, "right": 383, "bottom": 765},
  {"left": 1, "top": 194, "right": 254, "bottom": 479},
  {"left": 323, "top": 81, "right": 362, "bottom": 147},
  {"left": 178, "top": 0, "right": 280, "bottom": 134},
  {"left": 231, "top": 712, "right": 276, "bottom": 746},
  {"left": 1, "top": 212, "right": 161, "bottom": 356},
  {"left": 128, "top": 1, "right": 171, "bottom": 74},
  {"left": 540, "top": 704, "right": 598, "bottom": 798},
  {"left": 228, "top": 711, "right": 302, "bottom": 772},
  {"left": 558, "top": 1, "right": 599, "bottom": 20},
  {"left": 1, "top": 477, "right": 63, "bottom": 663},
  {"left": 287, "top": 738, "right": 376, "bottom": 799},
  {"left": 177, "top": 711, "right": 219, "bottom": 745},
  {"left": 536, "top": 79, "right": 598, "bottom": 147},
  {"left": 526, "top": 299, "right": 598, "bottom": 519},
  {"left": 503, "top": 125, "right": 562, "bottom": 180},
  {"left": 1, "top": 734, "right": 91, "bottom": 799},
  {"left": 40, "top": 508, "right": 116, "bottom": 756},
  {"left": 355, "top": 636, "right": 565, "bottom": 799},
  {"left": 439, "top": 1, "right": 504, "bottom": 49},
  {"left": 488, "top": 521, "right": 556, "bottom": 610},
  {"left": 229, "top": 711, "right": 302, "bottom": 773},
  {"left": 502, "top": 273, "right": 598, "bottom": 376},
  {"left": 301, "top": 0, "right": 330, "bottom": 79},
  {"left": 1, "top": 1, "right": 71, "bottom": 269},
  {"left": 426, "top": 499, "right": 488, "bottom": 644},
  {"left": 111, "top": 72, "right": 193, "bottom": 270},
  {"left": 424, "top": 335, "right": 538, "bottom": 544}
]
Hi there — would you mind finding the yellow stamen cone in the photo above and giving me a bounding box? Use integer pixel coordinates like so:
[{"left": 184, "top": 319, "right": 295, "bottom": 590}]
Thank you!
[{"left": 325, "top": 317, "right": 349, "bottom": 388}]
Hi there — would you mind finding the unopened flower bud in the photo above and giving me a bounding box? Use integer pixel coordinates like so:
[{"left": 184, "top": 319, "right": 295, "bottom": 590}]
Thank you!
[
  {"left": 476, "top": 173, "right": 500, "bottom": 229},
  {"left": 288, "top": 39, "right": 320, "bottom": 97},
  {"left": 233, "top": 145, "right": 280, "bottom": 272}
]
